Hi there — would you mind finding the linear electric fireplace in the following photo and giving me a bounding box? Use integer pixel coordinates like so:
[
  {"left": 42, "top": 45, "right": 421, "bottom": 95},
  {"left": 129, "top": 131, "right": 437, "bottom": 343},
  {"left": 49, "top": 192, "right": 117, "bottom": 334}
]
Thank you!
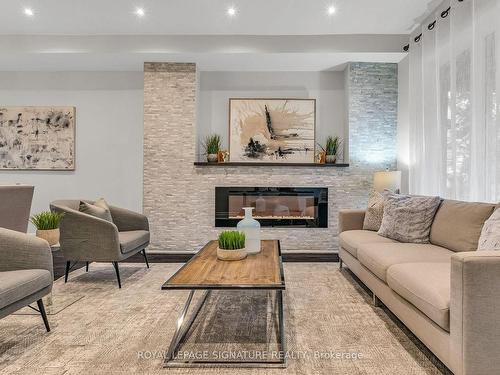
[{"left": 215, "top": 187, "right": 328, "bottom": 228}]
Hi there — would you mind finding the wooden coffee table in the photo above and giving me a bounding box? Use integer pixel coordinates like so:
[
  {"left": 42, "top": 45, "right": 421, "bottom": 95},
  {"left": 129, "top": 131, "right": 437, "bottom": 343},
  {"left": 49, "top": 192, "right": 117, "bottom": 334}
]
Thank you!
[{"left": 162, "top": 240, "right": 286, "bottom": 368}]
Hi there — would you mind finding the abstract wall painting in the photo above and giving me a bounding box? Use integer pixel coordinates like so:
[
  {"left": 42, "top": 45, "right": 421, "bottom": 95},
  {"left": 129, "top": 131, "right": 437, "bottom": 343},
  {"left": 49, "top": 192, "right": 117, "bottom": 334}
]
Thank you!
[
  {"left": 0, "top": 106, "right": 75, "bottom": 170},
  {"left": 229, "top": 99, "right": 315, "bottom": 163}
]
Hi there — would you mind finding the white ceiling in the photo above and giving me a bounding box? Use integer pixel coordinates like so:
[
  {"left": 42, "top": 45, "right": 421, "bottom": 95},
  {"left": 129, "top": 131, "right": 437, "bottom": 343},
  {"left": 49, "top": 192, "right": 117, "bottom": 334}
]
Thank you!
[
  {"left": 0, "top": 0, "right": 430, "bottom": 35},
  {"left": 0, "top": 0, "right": 430, "bottom": 71}
]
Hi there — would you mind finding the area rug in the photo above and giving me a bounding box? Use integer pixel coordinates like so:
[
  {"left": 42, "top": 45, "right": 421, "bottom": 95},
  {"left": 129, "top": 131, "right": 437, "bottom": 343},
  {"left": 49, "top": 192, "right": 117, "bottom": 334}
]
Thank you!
[{"left": 0, "top": 263, "right": 450, "bottom": 375}]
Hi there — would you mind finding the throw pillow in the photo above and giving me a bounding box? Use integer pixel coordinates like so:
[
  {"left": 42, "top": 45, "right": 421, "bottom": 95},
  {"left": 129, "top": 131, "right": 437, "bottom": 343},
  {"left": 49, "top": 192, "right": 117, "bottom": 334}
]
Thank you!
[
  {"left": 93, "top": 198, "right": 111, "bottom": 212},
  {"left": 79, "top": 199, "right": 113, "bottom": 222},
  {"left": 478, "top": 208, "right": 500, "bottom": 251},
  {"left": 363, "top": 190, "right": 386, "bottom": 231},
  {"left": 378, "top": 193, "right": 441, "bottom": 243}
]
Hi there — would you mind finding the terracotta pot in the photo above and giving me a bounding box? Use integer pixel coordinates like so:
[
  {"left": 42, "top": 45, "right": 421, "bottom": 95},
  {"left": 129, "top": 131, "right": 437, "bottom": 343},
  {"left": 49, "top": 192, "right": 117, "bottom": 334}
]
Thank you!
[
  {"left": 207, "top": 154, "right": 218, "bottom": 163},
  {"left": 216, "top": 247, "right": 247, "bottom": 261},
  {"left": 326, "top": 155, "right": 337, "bottom": 164},
  {"left": 36, "top": 228, "right": 60, "bottom": 246}
]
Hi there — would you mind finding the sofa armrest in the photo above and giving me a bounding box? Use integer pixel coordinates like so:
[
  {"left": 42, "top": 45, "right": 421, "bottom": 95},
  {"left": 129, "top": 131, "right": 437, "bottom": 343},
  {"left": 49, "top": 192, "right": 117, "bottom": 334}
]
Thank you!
[
  {"left": 450, "top": 251, "right": 500, "bottom": 375},
  {"left": 0, "top": 228, "right": 53, "bottom": 278},
  {"left": 56, "top": 207, "right": 121, "bottom": 262},
  {"left": 338, "top": 209, "right": 366, "bottom": 233},
  {"left": 109, "top": 205, "right": 149, "bottom": 232}
]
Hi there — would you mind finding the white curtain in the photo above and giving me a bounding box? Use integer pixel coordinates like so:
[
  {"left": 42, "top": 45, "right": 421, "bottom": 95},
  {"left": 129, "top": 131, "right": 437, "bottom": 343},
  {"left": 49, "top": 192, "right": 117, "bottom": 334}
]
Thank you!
[{"left": 409, "top": 0, "right": 500, "bottom": 202}]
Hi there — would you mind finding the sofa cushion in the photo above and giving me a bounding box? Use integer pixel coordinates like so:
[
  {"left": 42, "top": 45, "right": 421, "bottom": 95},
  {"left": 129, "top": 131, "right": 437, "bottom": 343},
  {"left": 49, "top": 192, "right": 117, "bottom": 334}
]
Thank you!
[
  {"left": 119, "top": 230, "right": 150, "bottom": 254},
  {"left": 387, "top": 263, "right": 450, "bottom": 331},
  {"left": 430, "top": 200, "right": 496, "bottom": 252},
  {"left": 357, "top": 242, "right": 453, "bottom": 282},
  {"left": 0, "top": 269, "right": 52, "bottom": 310},
  {"left": 339, "top": 230, "right": 397, "bottom": 258}
]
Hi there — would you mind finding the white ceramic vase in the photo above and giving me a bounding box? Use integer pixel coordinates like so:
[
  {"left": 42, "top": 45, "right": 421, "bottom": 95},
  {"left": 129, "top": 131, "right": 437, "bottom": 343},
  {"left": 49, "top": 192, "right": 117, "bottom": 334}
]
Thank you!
[{"left": 237, "top": 207, "right": 261, "bottom": 255}]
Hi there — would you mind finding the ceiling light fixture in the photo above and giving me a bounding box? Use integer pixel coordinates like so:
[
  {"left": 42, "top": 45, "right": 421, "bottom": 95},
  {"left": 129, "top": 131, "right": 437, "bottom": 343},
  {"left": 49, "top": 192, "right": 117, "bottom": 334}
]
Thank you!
[
  {"left": 227, "top": 6, "right": 237, "bottom": 17},
  {"left": 24, "top": 7, "right": 34, "bottom": 17},
  {"left": 135, "top": 7, "right": 145, "bottom": 17},
  {"left": 327, "top": 5, "right": 336, "bottom": 15}
]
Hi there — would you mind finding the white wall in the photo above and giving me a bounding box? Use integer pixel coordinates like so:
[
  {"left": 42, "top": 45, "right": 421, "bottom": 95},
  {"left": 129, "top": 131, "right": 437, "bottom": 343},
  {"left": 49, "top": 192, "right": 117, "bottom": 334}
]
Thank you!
[
  {"left": 0, "top": 72, "right": 144, "bottom": 229},
  {"left": 197, "top": 71, "right": 347, "bottom": 161},
  {"left": 397, "top": 56, "right": 410, "bottom": 193}
]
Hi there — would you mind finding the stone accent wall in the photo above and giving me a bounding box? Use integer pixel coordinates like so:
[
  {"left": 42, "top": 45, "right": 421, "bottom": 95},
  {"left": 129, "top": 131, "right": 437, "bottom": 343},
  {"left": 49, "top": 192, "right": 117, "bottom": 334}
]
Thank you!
[
  {"left": 144, "top": 62, "right": 398, "bottom": 252},
  {"left": 348, "top": 62, "right": 398, "bottom": 169}
]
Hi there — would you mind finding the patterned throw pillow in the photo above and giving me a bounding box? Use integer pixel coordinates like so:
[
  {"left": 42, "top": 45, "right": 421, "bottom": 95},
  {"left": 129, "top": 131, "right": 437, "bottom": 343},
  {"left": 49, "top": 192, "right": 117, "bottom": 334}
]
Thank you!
[
  {"left": 478, "top": 208, "right": 500, "bottom": 251},
  {"left": 79, "top": 199, "right": 113, "bottom": 222},
  {"left": 378, "top": 194, "right": 441, "bottom": 243},
  {"left": 363, "top": 190, "right": 386, "bottom": 231}
]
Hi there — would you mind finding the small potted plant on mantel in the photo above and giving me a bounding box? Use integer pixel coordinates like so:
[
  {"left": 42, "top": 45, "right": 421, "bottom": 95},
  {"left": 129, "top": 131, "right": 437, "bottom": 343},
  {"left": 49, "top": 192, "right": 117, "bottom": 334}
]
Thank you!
[
  {"left": 30, "top": 211, "right": 65, "bottom": 246},
  {"left": 217, "top": 231, "right": 247, "bottom": 261},
  {"left": 203, "top": 134, "right": 222, "bottom": 163},
  {"left": 319, "top": 136, "right": 342, "bottom": 164}
]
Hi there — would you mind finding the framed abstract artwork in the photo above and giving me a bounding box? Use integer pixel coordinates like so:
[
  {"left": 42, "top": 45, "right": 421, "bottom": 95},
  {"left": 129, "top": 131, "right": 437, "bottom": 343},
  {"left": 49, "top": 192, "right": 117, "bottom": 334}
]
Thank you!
[
  {"left": 0, "top": 106, "right": 75, "bottom": 170},
  {"left": 229, "top": 98, "right": 316, "bottom": 163}
]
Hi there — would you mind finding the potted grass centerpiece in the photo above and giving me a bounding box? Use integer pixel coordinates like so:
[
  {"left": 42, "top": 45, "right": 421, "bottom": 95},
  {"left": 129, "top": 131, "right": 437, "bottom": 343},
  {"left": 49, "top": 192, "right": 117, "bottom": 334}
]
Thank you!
[
  {"left": 319, "top": 136, "right": 342, "bottom": 164},
  {"left": 203, "top": 134, "right": 222, "bottom": 163},
  {"left": 30, "top": 211, "right": 65, "bottom": 246},
  {"left": 217, "top": 231, "right": 247, "bottom": 261}
]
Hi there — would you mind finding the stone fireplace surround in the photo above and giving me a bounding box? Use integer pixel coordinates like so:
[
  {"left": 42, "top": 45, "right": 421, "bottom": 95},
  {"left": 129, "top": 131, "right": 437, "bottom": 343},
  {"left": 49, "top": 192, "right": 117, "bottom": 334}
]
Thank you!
[{"left": 143, "top": 62, "right": 398, "bottom": 253}]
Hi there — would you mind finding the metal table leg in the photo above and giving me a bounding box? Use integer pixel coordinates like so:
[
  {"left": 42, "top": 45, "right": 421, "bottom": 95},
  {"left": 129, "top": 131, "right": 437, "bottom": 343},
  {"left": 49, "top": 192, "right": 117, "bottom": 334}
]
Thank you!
[
  {"left": 277, "top": 289, "right": 286, "bottom": 366},
  {"left": 165, "top": 289, "right": 286, "bottom": 368},
  {"left": 165, "top": 290, "right": 210, "bottom": 364}
]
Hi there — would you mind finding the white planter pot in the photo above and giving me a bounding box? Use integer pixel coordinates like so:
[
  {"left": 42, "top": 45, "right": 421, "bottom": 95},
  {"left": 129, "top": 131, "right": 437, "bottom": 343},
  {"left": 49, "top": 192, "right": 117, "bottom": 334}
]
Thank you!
[
  {"left": 36, "top": 228, "right": 60, "bottom": 246},
  {"left": 216, "top": 247, "right": 247, "bottom": 261},
  {"left": 326, "top": 155, "right": 337, "bottom": 164},
  {"left": 207, "top": 154, "right": 218, "bottom": 163}
]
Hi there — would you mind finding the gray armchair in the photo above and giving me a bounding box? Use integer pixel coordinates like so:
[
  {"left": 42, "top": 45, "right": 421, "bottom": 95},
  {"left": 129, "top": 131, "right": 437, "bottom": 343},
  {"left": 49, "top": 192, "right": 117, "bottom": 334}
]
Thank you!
[
  {"left": 0, "top": 228, "right": 53, "bottom": 331},
  {"left": 50, "top": 200, "right": 150, "bottom": 288},
  {"left": 0, "top": 184, "right": 34, "bottom": 232}
]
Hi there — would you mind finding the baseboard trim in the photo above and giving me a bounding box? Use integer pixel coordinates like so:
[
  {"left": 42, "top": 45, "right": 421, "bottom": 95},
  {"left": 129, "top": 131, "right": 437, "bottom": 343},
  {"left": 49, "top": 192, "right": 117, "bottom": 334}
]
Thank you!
[{"left": 121, "top": 251, "right": 339, "bottom": 263}]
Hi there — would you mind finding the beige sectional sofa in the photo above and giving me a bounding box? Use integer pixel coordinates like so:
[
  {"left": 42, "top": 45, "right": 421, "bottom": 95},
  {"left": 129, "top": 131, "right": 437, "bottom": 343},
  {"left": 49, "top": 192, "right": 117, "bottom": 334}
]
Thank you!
[{"left": 338, "top": 199, "right": 500, "bottom": 375}]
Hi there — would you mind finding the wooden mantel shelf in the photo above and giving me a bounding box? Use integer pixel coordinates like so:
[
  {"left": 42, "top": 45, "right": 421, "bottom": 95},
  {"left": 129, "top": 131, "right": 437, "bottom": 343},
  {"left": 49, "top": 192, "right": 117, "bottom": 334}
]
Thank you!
[{"left": 194, "top": 162, "right": 350, "bottom": 167}]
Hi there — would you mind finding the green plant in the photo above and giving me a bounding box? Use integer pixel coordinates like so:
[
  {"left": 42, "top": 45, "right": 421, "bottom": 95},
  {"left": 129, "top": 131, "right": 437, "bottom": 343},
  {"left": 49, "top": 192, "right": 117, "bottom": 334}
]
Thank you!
[
  {"left": 318, "top": 136, "right": 342, "bottom": 156},
  {"left": 218, "top": 231, "right": 246, "bottom": 250},
  {"left": 30, "top": 211, "right": 64, "bottom": 230},
  {"left": 203, "top": 134, "right": 221, "bottom": 155}
]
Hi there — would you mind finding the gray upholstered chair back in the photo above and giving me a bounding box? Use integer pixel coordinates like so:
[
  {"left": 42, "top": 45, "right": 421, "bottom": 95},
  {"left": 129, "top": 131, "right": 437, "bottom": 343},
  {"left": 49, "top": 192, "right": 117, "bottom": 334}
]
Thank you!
[{"left": 0, "top": 185, "right": 34, "bottom": 233}]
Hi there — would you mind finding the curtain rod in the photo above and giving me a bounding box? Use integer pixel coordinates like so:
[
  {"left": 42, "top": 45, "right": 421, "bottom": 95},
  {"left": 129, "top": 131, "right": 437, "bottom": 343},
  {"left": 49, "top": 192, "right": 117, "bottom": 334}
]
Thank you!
[{"left": 402, "top": 0, "right": 465, "bottom": 52}]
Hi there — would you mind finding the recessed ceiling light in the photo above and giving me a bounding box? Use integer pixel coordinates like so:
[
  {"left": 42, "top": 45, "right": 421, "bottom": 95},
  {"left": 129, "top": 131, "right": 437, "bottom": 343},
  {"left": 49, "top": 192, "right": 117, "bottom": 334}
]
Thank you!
[
  {"left": 227, "top": 7, "right": 237, "bottom": 17},
  {"left": 327, "top": 5, "right": 336, "bottom": 15},
  {"left": 24, "top": 7, "right": 34, "bottom": 17},
  {"left": 135, "top": 7, "right": 145, "bottom": 17}
]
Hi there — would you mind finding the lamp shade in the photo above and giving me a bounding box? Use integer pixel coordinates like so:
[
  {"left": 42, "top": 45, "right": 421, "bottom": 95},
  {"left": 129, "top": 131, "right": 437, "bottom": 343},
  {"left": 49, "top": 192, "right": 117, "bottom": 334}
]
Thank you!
[{"left": 373, "top": 171, "right": 401, "bottom": 193}]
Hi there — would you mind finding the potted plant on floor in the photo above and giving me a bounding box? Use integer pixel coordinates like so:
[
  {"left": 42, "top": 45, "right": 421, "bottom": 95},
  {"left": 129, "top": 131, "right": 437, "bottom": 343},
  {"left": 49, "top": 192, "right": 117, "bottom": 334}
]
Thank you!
[
  {"left": 319, "top": 136, "right": 342, "bottom": 164},
  {"left": 203, "top": 134, "right": 222, "bottom": 163},
  {"left": 30, "top": 211, "right": 64, "bottom": 246},
  {"left": 216, "top": 231, "right": 247, "bottom": 261}
]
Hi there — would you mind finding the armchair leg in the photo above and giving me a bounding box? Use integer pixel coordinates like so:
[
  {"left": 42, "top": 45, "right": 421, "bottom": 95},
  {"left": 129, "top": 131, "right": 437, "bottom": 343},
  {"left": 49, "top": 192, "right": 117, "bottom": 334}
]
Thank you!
[
  {"left": 64, "top": 261, "right": 70, "bottom": 283},
  {"left": 142, "top": 249, "right": 150, "bottom": 269},
  {"left": 37, "top": 299, "right": 50, "bottom": 332},
  {"left": 86, "top": 262, "right": 89, "bottom": 272},
  {"left": 112, "top": 262, "right": 122, "bottom": 289}
]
